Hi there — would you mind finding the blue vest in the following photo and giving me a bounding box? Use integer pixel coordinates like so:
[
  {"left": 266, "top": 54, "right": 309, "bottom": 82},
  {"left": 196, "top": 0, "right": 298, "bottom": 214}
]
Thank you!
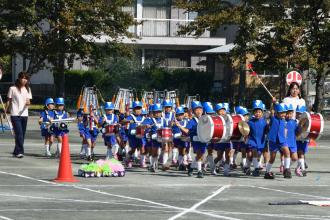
[
  {"left": 247, "top": 118, "right": 267, "bottom": 148},
  {"left": 286, "top": 119, "right": 298, "bottom": 149},
  {"left": 268, "top": 116, "right": 286, "bottom": 144},
  {"left": 172, "top": 119, "right": 188, "bottom": 137}
]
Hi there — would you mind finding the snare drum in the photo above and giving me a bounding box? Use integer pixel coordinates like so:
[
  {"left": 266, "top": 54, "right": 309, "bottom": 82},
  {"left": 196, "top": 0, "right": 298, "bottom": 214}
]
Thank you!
[
  {"left": 197, "top": 115, "right": 226, "bottom": 143},
  {"left": 136, "top": 126, "right": 146, "bottom": 139},
  {"left": 157, "top": 128, "right": 173, "bottom": 143},
  {"left": 228, "top": 115, "right": 245, "bottom": 142},
  {"left": 298, "top": 112, "right": 324, "bottom": 140},
  {"left": 104, "top": 124, "right": 116, "bottom": 136}
]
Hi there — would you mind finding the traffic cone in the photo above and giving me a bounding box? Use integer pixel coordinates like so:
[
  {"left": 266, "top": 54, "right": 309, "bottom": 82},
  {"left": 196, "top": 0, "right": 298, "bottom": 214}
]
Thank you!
[
  {"left": 54, "top": 134, "right": 79, "bottom": 182},
  {"left": 308, "top": 139, "right": 317, "bottom": 147}
]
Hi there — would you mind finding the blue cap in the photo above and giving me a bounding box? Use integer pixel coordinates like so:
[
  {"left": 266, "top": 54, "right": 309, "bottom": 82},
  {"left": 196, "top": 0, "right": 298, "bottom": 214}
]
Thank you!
[
  {"left": 55, "top": 97, "right": 65, "bottom": 105},
  {"left": 275, "top": 103, "right": 287, "bottom": 112},
  {"left": 45, "top": 98, "right": 55, "bottom": 106},
  {"left": 133, "top": 101, "right": 143, "bottom": 109},
  {"left": 175, "top": 107, "right": 185, "bottom": 115},
  {"left": 203, "top": 102, "right": 215, "bottom": 114},
  {"left": 162, "top": 99, "right": 173, "bottom": 108},
  {"left": 148, "top": 104, "right": 154, "bottom": 112},
  {"left": 223, "top": 102, "right": 230, "bottom": 113},
  {"left": 191, "top": 101, "right": 203, "bottom": 110},
  {"left": 262, "top": 103, "right": 266, "bottom": 111},
  {"left": 141, "top": 108, "right": 148, "bottom": 115},
  {"left": 104, "top": 102, "right": 114, "bottom": 110},
  {"left": 235, "top": 106, "right": 249, "bottom": 115},
  {"left": 215, "top": 103, "right": 224, "bottom": 112},
  {"left": 153, "top": 103, "right": 162, "bottom": 112},
  {"left": 181, "top": 105, "right": 188, "bottom": 111},
  {"left": 286, "top": 103, "right": 294, "bottom": 111},
  {"left": 252, "top": 100, "right": 264, "bottom": 110},
  {"left": 296, "top": 105, "right": 307, "bottom": 113}
]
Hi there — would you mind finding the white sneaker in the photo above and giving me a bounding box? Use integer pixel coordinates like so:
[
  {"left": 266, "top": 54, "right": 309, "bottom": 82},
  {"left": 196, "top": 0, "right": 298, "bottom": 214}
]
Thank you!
[{"left": 45, "top": 151, "right": 51, "bottom": 157}]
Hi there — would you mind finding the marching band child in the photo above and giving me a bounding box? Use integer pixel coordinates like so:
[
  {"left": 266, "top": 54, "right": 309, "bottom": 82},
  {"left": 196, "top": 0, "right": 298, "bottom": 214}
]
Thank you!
[
  {"left": 234, "top": 106, "right": 251, "bottom": 174},
  {"left": 77, "top": 106, "right": 98, "bottom": 161},
  {"left": 202, "top": 102, "right": 217, "bottom": 175},
  {"left": 39, "top": 98, "right": 56, "bottom": 157},
  {"left": 99, "top": 102, "right": 119, "bottom": 160},
  {"left": 142, "top": 105, "right": 154, "bottom": 169},
  {"left": 53, "top": 97, "right": 69, "bottom": 157},
  {"left": 213, "top": 103, "right": 232, "bottom": 176},
  {"left": 178, "top": 101, "right": 206, "bottom": 178},
  {"left": 172, "top": 106, "right": 190, "bottom": 171},
  {"left": 265, "top": 103, "right": 291, "bottom": 179},
  {"left": 182, "top": 105, "right": 193, "bottom": 162},
  {"left": 295, "top": 105, "right": 308, "bottom": 176},
  {"left": 125, "top": 101, "right": 145, "bottom": 168},
  {"left": 139, "top": 107, "right": 148, "bottom": 167},
  {"left": 117, "top": 111, "right": 129, "bottom": 161},
  {"left": 149, "top": 103, "right": 166, "bottom": 172},
  {"left": 162, "top": 99, "right": 177, "bottom": 165},
  {"left": 285, "top": 104, "right": 300, "bottom": 176},
  {"left": 247, "top": 100, "right": 268, "bottom": 176}
]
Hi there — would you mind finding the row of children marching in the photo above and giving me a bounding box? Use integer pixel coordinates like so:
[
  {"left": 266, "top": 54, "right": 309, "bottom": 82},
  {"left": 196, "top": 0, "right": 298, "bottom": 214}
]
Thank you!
[
  {"left": 38, "top": 98, "right": 69, "bottom": 157},
  {"left": 74, "top": 98, "right": 310, "bottom": 179}
]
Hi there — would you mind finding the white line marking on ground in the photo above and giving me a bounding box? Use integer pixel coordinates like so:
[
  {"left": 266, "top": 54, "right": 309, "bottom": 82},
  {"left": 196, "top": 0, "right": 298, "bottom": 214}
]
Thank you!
[
  {"left": 0, "top": 193, "right": 172, "bottom": 210},
  {"left": 0, "top": 216, "right": 14, "bottom": 220},
  {"left": 0, "top": 171, "right": 237, "bottom": 220},
  {"left": 168, "top": 185, "right": 240, "bottom": 220},
  {"left": 0, "top": 209, "right": 177, "bottom": 213},
  {"left": 203, "top": 210, "right": 330, "bottom": 220},
  {"left": 253, "top": 186, "right": 330, "bottom": 200}
]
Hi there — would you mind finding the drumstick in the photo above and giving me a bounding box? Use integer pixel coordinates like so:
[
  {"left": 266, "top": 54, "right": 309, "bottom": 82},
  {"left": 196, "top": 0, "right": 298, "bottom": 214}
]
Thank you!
[{"left": 248, "top": 64, "right": 275, "bottom": 100}]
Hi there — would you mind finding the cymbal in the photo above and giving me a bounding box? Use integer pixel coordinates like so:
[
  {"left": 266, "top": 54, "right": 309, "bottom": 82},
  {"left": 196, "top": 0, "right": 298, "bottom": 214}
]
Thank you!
[{"left": 238, "top": 121, "right": 250, "bottom": 136}]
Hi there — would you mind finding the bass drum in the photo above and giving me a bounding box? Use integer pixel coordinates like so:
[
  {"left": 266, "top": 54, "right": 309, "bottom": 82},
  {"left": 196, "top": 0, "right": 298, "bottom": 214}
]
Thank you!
[
  {"left": 197, "top": 115, "right": 226, "bottom": 143},
  {"left": 298, "top": 112, "right": 324, "bottom": 140}
]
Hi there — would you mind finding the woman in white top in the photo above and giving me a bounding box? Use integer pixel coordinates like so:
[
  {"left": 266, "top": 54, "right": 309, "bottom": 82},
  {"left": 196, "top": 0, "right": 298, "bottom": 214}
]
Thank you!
[
  {"left": 283, "top": 82, "right": 306, "bottom": 119},
  {"left": 6, "top": 72, "right": 32, "bottom": 158}
]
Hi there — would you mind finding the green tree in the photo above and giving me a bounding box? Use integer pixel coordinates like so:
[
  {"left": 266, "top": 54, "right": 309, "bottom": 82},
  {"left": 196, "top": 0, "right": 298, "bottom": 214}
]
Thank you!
[
  {"left": 0, "top": 0, "right": 135, "bottom": 96},
  {"left": 176, "top": 0, "right": 330, "bottom": 111}
]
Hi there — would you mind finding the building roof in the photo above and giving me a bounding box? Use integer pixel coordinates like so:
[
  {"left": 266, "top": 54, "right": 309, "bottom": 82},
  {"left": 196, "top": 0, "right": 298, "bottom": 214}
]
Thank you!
[{"left": 200, "top": 43, "right": 235, "bottom": 54}]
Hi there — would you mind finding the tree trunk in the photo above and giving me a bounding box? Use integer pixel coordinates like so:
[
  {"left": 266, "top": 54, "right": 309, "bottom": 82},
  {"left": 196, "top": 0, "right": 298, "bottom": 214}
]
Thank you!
[
  {"left": 313, "top": 71, "right": 325, "bottom": 112},
  {"left": 238, "top": 58, "right": 246, "bottom": 105}
]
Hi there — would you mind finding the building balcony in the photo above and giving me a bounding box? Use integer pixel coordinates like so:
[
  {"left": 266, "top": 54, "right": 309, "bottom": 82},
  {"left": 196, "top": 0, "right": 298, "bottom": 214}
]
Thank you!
[{"left": 132, "top": 18, "right": 210, "bottom": 38}]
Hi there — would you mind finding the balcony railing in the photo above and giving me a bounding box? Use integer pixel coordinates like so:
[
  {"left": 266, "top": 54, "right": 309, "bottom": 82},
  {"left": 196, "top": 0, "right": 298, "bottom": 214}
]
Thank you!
[{"left": 129, "top": 18, "right": 210, "bottom": 38}]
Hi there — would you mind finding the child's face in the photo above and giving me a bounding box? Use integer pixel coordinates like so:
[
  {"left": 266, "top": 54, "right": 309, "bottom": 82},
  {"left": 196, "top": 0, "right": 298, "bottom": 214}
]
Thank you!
[
  {"left": 165, "top": 107, "right": 172, "bottom": 113},
  {"left": 243, "top": 115, "right": 249, "bottom": 121},
  {"left": 218, "top": 109, "right": 226, "bottom": 116},
  {"left": 194, "top": 108, "right": 203, "bottom": 117},
  {"left": 57, "top": 105, "right": 64, "bottom": 110},
  {"left": 47, "top": 104, "right": 55, "bottom": 110},
  {"left": 176, "top": 114, "right": 184, "bottom": 120},
  {"left": 277, "top": 111, "right": 286, "bottom": 119},
  {"left": 134, "top": 108, "right": 142, "bottom": 115},
  {"left": 286, "top": 111, "right": 293, "bottom": 119},
  {"left": 154, "top": 111, "right": 162, "bottom": 118},
  {"left": 106, "top": 109, "right": 113, "bottom": 115},
  {"left": 296, "top": 112, "right": 301, "bottom": 119},
  {"left": 254, "top": 109, "right": 263, "bottom": 119}
]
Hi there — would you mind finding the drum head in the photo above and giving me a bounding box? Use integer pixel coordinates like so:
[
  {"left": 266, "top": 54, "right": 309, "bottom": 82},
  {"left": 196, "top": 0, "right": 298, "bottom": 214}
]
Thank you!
[
  {"left": 238, "top": 121, "right": 250, "bottom": 136},
  {"left": 221, "top": 115, "right": 233, "bottom": 142},
  {"left": 299, "top": 112, "right": 311, "bottom": 139},
  {"left": 197, "top": 115, "right": 213, "bottom": 143}
]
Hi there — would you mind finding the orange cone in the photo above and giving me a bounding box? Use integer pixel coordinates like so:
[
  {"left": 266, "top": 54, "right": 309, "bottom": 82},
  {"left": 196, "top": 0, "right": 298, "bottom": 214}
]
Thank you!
[
  {"left": 54, "top": 134, "right": 79, "bottom": 182},
  {"left": 308, "top": 139, "right": 317, "bottom": 147}
]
